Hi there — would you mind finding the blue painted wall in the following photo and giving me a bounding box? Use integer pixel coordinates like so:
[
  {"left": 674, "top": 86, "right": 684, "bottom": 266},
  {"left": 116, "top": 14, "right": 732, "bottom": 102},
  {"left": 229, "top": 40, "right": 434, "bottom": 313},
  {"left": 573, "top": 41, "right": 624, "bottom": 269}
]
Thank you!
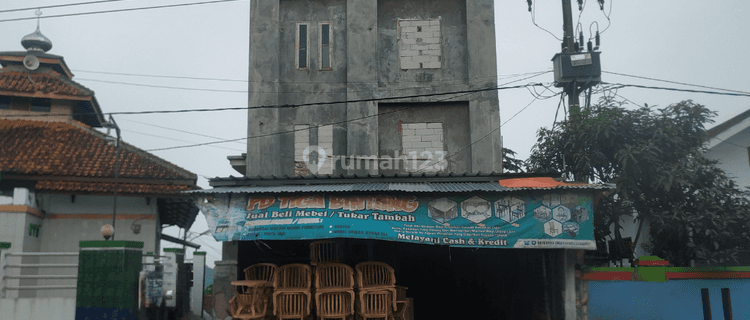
[{"left": 589, "top": 279, "right": 750, "bottom": 320}]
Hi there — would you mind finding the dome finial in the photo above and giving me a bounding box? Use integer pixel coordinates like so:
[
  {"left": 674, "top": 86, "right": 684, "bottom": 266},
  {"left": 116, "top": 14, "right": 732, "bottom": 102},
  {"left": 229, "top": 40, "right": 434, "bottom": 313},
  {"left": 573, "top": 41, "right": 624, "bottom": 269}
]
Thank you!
[
  {"left": 21, "top": 9, "right": 53, "bottom": 53},
  {"left": 35, "top": 8, "right": 42, "bottom": 29}
]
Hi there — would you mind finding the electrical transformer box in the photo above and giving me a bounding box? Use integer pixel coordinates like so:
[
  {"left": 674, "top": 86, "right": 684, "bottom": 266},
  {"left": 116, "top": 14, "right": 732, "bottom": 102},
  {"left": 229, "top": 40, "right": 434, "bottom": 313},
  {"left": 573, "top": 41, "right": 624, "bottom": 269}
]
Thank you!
[{"left": 552, "top": 51, "right": 601, "bottom": 88}]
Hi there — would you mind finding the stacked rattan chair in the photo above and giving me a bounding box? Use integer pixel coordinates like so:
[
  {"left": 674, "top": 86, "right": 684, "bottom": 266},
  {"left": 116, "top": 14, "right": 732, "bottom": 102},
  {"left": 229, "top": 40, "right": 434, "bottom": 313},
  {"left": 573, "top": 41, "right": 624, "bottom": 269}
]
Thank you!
[
  {"left": 314, "top": 263, "right": 356, "bottom": 320},
  {"left": 354, "top": 262, "right": 398, "bottom": 320},
  {"left": 244, "top": 263, "right": 278, "bottom": 283},
  {"left": 310, "top": 240, "right": 341, "bottom": 266},
  {"left": 229, "top": 281, "right": 272, "bottom": 320},
  {"left": 273, "top": 264, "right": 313, "bottom": 320}
]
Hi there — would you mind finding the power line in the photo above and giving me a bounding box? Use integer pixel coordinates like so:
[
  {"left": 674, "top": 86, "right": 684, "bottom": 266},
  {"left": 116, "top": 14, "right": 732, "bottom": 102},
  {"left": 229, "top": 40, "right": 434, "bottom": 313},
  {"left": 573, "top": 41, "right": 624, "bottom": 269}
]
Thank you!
[
  {"left": 73, "top": 68, "right": 550, "bottom": 84},
  {"left": 602, "top": 83, "right": 750, "bottom": 98},
  {"left": 78, "top": 76, "right": 505, "bottom": 94},
  {"left": 146, "top": 89, "right": 489, "bottom": 152},
  {"left": 603, "top": 71, "right": 750, "bottom": 95},
  {"left": 529, "top": 0, "right": 563, "bottom": 41},
  {"left": 413, "top": 88, "right": 558, "bottom": 174},
  {"left": 1, "top": 78, "right": 550, "bottom": 119},
  {"left": 143, "top": 74, "right": 552, "bottom": 151},
  {"left": 0, "top": 0, "right": 130, "bottom": 14},
  {"left": 77, "top": 78, "right": 247, "bottom": 93},
  {"left": 0, "top": 0, "right": 243, "bottom": 23},
  {"left": 119, "top": 118, "right": 246, "bottom": 146},
  {"left": 121, "top": 129, "right": 245, "bottom": 152},
  {"left": 74, "top": 69, "right": 247, "bottom": 83}
]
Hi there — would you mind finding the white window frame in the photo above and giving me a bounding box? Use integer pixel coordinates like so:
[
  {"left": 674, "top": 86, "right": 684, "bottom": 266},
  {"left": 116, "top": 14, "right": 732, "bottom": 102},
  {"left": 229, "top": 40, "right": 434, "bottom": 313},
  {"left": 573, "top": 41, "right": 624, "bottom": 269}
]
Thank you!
[
  {"left": 296, "top": 22, "right": 309, "bottom": 70},
  {"left": 319, "top": 22, "right": 333, "bottom": 70}
]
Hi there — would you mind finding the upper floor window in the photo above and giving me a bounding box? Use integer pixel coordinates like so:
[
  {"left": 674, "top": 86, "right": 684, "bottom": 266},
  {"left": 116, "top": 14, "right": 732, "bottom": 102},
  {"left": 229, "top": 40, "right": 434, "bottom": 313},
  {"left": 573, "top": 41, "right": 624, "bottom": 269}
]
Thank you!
[
  {"left": 296, "top": 23, "right": 309, "bottom": 69},
  {"left": 30, "top": 99, "right": 51, "bottom": 112},
  {"left": 319, "top": 22, "right": 332, "bottom": 70},
  {"left": 0, "top": 97, "right": 10, "bottom": 110}
]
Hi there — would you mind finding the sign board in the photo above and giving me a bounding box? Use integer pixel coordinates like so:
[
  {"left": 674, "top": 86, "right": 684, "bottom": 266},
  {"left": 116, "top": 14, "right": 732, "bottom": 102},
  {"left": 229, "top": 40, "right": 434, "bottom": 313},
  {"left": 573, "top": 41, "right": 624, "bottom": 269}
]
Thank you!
[{"left": 197, "top": 192, "right": 596, "bottom": 249}]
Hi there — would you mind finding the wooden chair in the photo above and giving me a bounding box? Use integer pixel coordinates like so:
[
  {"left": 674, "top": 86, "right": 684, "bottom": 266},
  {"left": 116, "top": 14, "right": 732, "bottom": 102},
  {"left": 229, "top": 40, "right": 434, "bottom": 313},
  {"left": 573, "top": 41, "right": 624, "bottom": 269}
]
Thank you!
[
  {"left": 393, "top": 286, "right": 410, "bottom": 320},
  {"left": 273, "top": 264, "right": 313, "bottom": 320},
  {"left": 317, "top": 292, "right": 354, "bottom": 320},
  {"left": 230, "top": 281, "right": 272, "bottom": 320},
  {"left": 314, "top": 263, "right": 355, "bottom": 320},
  {"left": 310, "top": 240, "right": 341, "bottom": 266},
  {"left": 356, "top": 290, "right": 394, "bottom": 320},
  {"left": 355, "top": 262, "right": 397, "bottom": 312},
  {"left": 245, "top": 263, "right": 278, "bottom": 282},
  {"left": 244, "top": 263, "right": 278, "bottom": 318}
]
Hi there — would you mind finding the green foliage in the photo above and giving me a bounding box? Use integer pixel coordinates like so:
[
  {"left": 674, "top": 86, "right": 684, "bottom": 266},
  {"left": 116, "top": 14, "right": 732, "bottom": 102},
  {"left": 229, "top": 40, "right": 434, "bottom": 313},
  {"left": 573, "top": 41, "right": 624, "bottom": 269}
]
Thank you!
[
  {"left": 502, "top": 148, "right": 525, "bottom": 173},
  {"left": 528, "top": 98, "right": 750, "bottom": 266},
  {"left": 205, "top": 283, "right": 213, "bottom": 295}
]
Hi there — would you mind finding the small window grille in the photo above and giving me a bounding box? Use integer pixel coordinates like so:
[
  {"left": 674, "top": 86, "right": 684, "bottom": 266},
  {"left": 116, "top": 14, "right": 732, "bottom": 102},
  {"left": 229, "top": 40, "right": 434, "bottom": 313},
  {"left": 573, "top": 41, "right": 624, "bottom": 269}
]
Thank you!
[
  {"left": 297, "top": 23, "right": 308, "bottom": 69},
  {"left": 320, "top": 23, "right": 332, "bottom": 70}
]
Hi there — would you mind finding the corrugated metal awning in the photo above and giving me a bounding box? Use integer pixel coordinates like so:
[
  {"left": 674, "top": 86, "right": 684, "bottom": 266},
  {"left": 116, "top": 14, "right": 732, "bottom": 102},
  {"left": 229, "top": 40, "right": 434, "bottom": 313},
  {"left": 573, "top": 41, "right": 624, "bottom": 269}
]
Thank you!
[{"left": 187, "top": 180, "right": 612, "bottom": 195}]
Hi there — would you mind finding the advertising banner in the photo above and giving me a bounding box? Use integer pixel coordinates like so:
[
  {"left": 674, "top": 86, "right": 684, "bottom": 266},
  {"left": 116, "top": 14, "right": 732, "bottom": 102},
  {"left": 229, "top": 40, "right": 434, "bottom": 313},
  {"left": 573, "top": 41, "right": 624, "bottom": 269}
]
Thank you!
[{"left": 197, "top": 192, "right": 596, "bottom": 249}]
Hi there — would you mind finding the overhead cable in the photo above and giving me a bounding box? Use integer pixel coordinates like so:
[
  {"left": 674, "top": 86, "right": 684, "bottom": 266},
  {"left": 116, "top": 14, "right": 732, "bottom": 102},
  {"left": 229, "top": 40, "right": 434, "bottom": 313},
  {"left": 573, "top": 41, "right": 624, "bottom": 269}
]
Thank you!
[
  {"left": 602, "top": 83, "right": 750, "bottom": 98},
  {"left": 0, "top": 0, "right": 242, "bottom": 23},
  {"left": 603, "top": 71, "right": 750, "bottom": 95},
  {"left": 0, "top": 0, "right": 130, "bottom": 14}
]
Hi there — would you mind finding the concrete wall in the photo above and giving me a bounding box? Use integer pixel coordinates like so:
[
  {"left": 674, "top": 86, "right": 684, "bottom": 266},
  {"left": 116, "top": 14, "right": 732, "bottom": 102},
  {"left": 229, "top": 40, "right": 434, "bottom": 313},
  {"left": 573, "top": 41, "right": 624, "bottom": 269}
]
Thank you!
[
  {"left": 0, "top": 210, "right": 42, "bottom": 299},
  {"left": 378, "top": 102, "right": 470, "bottom": 174},
  {"left": 24, "top": 193, "right": 158, "bottom": 299},
  {"left": 0, "top": 297, "right": 76, "bottom": 320},
  {"left": 245, "top": 0, "right": 502, "bottom": 177},
  {"left": 705, "top": 125, "right": 750, "bottom": 190}
]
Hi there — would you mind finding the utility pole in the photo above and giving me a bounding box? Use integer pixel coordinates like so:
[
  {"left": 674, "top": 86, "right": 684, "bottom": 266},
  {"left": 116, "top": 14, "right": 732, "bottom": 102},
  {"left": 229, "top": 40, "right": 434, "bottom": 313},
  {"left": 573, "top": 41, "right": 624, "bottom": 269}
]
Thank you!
[{"left": 561, "top": 0, "right": 580, "bottom": 121}]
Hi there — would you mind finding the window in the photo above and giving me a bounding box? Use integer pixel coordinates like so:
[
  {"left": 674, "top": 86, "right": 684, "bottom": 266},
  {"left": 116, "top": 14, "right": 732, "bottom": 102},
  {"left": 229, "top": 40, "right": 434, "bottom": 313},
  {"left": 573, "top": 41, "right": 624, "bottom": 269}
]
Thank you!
[
  {"left": 30, "top": 99, "right": 51, "bottom": 112},
  {"left": 0, "top": 97, "right": 10, "bottom": 110},
  {"left": 319, "top": 22, "right": 332, "bottom": 70},
  {"left": 296, "top": 23, "right": 309, "bottom": 69}
]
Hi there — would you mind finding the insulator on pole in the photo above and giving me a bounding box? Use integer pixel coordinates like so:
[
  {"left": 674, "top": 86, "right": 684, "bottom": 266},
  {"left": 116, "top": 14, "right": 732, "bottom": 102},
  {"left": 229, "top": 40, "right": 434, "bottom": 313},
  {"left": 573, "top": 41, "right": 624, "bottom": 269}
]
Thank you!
[
  {"left": 587, "top": 40, "right": 593, "bottom": 52},
  {"left": 578, "top": 31, "right": 584, "bottom": 48},
  {"left": 598, "top": 0, "right": 605, "bottom": 10},
  {"left": 595, "top": 31, "right": 600, "bottom": 46},
  {"left": 527, "top": 0, "right": 532, "bottom": 12}
]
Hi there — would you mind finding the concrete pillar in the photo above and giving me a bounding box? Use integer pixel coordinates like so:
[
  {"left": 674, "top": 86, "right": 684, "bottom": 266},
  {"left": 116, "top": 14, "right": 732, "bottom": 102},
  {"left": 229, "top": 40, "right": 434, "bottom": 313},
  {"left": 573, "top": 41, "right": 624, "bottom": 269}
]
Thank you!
[
  {"left": 191, "top": 252, "right": 207, "bottom": 318},
  {"left": 162, "top": 248, "right": 186, "bottom": 311},
  {"left": 346, "top": 0, "right": 380, "bottom": 175},
  {"left": 465, "top": 0, "right": 503, "bottom": 173},
  {"left": 563, "top": 249, "right": 577, "bottom": 320},
  {"left": 247, "top": 0, "right": 282, "bottom": 177},
  {"left": 75, "top": 240, "right": 143, "bottom": 320},
  {"left": 211, "top": 260, "right": 238, "bottom": 320}
]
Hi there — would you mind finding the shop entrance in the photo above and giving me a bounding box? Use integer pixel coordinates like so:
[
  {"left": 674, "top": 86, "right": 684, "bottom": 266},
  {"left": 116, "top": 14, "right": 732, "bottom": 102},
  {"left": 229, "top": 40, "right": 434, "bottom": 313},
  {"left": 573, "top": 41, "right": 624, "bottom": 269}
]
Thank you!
[{"left": 237, "top": 239, "right": 557, "bottom": 319}]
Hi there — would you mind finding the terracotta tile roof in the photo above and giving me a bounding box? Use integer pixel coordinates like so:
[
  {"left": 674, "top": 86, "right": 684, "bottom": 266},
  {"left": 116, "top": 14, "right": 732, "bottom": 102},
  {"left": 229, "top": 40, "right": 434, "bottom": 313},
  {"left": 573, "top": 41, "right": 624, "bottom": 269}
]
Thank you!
[
  {"left": 36, "top": 180, "right": 194, "bottom": 195},
  {"left": 0, "top": 119, "right": 197, "bottom": 195},
  {"left": 0, "top": 70, "right": 91, "bottom": 97},
  {"left": 497, "top": 177, "right": 604, "bottom": 189}
]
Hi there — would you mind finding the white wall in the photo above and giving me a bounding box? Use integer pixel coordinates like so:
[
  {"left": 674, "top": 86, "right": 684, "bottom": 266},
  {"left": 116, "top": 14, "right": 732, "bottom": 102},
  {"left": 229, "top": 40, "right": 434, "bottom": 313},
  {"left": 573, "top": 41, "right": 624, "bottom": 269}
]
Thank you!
[
  {"left": 705, "top": 126, "right": 750, "bottom": 190},
  {"left": 0, "top": 297, "right": 76, "bottom": 320},
  {"left": 33, "top": 193, "right": 158, "bottom": 299}
]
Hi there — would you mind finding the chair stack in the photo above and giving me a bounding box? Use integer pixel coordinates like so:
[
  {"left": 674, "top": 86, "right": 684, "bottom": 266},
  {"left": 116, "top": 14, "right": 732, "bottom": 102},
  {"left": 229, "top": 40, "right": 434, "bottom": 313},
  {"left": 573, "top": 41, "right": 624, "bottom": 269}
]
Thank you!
[
  {"left": 310, "top": 240, "right": 341, "bottom": 266},
  {"left": 273, "top": 264, "right": 313, "bottom": 320},
  {"left": 245, "top": 263, "right": 278, "bottom": 283},
  {"left": 314, "top": 263, "right": 356, "bottom": 320},
  {"left": 355, "top": 262, "right": 398, "bottom": 320},
  {"left": 230, "top": 282, "right": 271, "bottom": 320}
]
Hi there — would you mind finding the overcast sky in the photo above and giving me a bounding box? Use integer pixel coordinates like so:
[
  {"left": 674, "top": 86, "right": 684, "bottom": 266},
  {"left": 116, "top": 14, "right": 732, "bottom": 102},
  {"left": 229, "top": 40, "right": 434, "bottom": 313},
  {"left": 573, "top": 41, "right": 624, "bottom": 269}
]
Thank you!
[{"left": 2, "top": 0, "right": 748, "bottom": 268}]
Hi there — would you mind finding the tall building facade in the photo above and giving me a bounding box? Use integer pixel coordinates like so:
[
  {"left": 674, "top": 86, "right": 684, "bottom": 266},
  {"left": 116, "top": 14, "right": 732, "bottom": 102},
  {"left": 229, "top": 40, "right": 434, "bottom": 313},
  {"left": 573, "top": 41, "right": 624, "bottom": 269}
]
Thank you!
[{"left": 241, "top": 0, "right": 502, "bottom": 177}]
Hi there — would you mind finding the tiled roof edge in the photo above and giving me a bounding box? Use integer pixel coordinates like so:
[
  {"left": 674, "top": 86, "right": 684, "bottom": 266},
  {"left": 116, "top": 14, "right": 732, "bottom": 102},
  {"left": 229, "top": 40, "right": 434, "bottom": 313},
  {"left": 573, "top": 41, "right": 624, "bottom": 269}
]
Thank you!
[{"left": 62, "top": 120, "right": 199, "bottom": 183}]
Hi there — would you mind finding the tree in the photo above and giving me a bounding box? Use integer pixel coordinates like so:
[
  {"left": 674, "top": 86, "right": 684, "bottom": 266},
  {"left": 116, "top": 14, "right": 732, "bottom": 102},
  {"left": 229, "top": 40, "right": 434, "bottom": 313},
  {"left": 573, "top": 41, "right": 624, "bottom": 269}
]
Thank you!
[
  {"left": 503, "top": 148, "right": 525, "bottom": 173},
  {"left": 527, "top": 98, "right": 750, "bottom": 266}
]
